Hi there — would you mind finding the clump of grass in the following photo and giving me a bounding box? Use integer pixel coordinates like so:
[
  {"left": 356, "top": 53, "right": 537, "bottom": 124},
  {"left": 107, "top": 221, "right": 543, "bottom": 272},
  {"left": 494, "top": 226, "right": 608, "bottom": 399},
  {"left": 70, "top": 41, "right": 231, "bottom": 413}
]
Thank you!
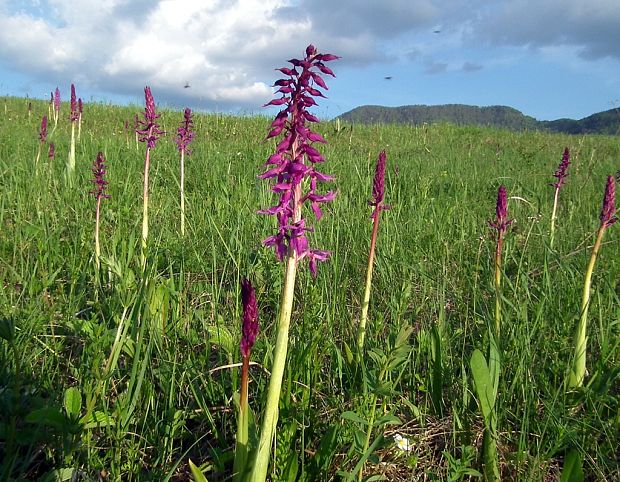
[{"left": 567, "top": 175, "right": 617, "bottom": 389}]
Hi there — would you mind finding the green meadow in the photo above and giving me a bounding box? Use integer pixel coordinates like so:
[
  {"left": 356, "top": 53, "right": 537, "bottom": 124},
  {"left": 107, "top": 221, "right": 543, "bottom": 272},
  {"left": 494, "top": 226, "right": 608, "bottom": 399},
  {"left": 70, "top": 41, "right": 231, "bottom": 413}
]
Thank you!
[{"left": 0, "top": 95, "right": 618, "bottom": 481}]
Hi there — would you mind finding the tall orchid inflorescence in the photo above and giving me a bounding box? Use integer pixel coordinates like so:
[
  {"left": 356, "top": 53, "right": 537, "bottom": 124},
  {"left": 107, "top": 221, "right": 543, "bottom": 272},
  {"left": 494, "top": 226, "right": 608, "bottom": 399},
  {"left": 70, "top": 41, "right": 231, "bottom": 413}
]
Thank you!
[
  {"left": 175, "top": 107, "right": 194, "bottom": 236},
  {"left": 53, "top": 87, "right": 61, "bottom": 128},
  {"left": 568, "top": 175, "right": 617, "bottom": 389},
  {"left": 35, "top": 115, "right": 48, "bottom": 166},
  {"left": 549, "top": 147, "right": 570, "bottom": 248},
  {"left": 250, "top": 45, "right": 338, "bottom": 482},
  {"left": 259, "top": 44, "right": 339, "bottom": 276},
  {"left": 357, "top": 150, "right": 390, "bottom": 356},
  {"left": 136, "top": 86, "right": 163, "bottom": 268},
  {"left": 66, "top": 83, "right": 78, "bottom": 184},
  {"left": 489, "top": 185, "right": 513, "bottom": 338},
  {"left": 234, "top": 279, "right": 260, "bottom": 481},
  {"left": 91, "top": 152, "right": 110, "bottom": 270},
  {"left": 77, "top": 97, "right": 83, "bottom": 140}
]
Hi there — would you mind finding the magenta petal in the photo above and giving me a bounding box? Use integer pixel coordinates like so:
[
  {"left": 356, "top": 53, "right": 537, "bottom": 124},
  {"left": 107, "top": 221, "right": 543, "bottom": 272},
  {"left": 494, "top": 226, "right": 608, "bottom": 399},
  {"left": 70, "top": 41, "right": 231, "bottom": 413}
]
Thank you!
[{"left": 264, "top": 97, "right": 288, "bottom": 107}]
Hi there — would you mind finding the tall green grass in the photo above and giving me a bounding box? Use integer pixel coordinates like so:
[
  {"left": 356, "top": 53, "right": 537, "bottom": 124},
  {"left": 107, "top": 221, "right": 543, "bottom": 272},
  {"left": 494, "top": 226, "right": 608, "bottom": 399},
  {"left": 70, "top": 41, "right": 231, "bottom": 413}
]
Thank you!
[{"left": 0, "top": 95, "right": 618, "bottom": 481}]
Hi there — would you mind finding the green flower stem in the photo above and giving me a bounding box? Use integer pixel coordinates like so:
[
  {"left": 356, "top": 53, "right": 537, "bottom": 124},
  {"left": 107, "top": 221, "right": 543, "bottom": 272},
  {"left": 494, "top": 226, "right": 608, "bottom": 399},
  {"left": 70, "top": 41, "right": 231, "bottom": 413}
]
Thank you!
[
  {"left": 550, "top": 186, "right": 561, "bottom": 248},
  {"left": 141, "top": 142, "right": 152, "bottom": 270},
  {"left": 494, "top": 233, "right": 504, "bottom": 339},
  {"left": 250, "top": 250, "right": 298, "bottom": 482},
  {"left": 94, "top": 196, "right": 102, "bottom": 271},
  {"left": 357, "top": 209, "right": 381, "bottom": 357},
  {"left": 234, "top": 355, "right": 251, "bottom": 482},
  {"left": 67, "top": 121, "right": 76, "bottom": 184},
  {"left": 568, "top": 224, "right": 606, "bottom": 389},
  {"left": 180, "top": 149, "right": 186, "bottom": 237}
]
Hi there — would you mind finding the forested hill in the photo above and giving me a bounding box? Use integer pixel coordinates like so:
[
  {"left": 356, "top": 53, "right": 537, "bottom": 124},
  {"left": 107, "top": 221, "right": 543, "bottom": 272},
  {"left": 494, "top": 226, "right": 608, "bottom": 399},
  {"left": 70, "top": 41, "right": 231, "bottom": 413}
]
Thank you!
[{"left": 337, "top": 104, "right": 620, "bottom": 135}]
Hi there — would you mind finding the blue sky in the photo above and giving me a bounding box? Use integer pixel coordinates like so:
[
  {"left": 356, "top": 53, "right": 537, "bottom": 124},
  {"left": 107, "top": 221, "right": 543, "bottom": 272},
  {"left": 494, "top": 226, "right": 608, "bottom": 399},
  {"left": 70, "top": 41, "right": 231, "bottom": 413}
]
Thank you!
[{"left": 0, "top": 0, "right": 618, "bottom": 121}]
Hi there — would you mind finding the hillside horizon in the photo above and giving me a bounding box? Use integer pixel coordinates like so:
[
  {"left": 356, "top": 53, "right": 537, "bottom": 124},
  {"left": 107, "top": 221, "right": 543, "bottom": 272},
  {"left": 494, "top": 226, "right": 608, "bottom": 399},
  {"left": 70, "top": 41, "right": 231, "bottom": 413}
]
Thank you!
[{"left": 337, "top": 103, "right": 620, "bottom": 135}]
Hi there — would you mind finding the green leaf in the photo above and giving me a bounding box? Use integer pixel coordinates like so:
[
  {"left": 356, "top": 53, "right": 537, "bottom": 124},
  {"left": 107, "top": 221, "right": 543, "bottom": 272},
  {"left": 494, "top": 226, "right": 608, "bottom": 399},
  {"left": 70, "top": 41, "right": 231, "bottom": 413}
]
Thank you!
[
  {"left": 26, "top": 407, "right": 67, "bottom": 431},
  {"left": 374, "top": 414, "right": 401, "bottom": 426},
  {"left": 63, "top": 387, "right": 82, "bottom": 418},
  {"left": 560, "top": 449, "right": 584, "bottom": 482},
  {"left": 38, "top": 468, "right": 75, "bottom": 482},
  {"left": 343, "top": 340, "right": 354, "bottom": 365},
  {"left": 341, "top": 411, "right": 369, "bottom": 426},
  {"left": 470, "top": 349, "right": 495, "bottom": 422},
  {"left": 80, "top": 411, "right": 115, "bottom": 429},
  {"left": 189, "top": 459, "right": 209, "bottom": 482},
  {"left": 0, "top": 317, "right": 15, "bottom": 342}
]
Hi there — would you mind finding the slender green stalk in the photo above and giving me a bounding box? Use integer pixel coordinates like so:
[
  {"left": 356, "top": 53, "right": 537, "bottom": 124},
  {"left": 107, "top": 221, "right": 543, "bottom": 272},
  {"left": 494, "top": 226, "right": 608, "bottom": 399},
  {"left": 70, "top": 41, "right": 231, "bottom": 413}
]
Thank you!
[
  {"left": 358, "top": 151, "right": 388, "bottom": 358},
  {"left": 568, "top": 225, "right": 605, "bottom": 388},
  {"left": 95, "top": 196, "right": 102, "bottom": 270},
  {"left": 358, "top": 210, "right": 380, "bottom": 356},
  {"left": 180, "top": 148, "right": 186, "bottom": 237},
  {"left": 250, "top": 251, "right": 298, "bottom": 482},
  {"left": 234, "top": 356, "right": 251, "bottom": 481},
  {"left": 493, "top": 232, "right": 503, "bottom": 339},
  {"left": 568, "top": 175, "right": 616, "bottom": 389},
  {"left": 549, "top": 186, "right": 560, "bottom": 248},
  {"left": 66, "top": 121, "right": 76, "bottom": 186},
  {"left": 141, "top": 144, "right": 152, "bottom": 270}
]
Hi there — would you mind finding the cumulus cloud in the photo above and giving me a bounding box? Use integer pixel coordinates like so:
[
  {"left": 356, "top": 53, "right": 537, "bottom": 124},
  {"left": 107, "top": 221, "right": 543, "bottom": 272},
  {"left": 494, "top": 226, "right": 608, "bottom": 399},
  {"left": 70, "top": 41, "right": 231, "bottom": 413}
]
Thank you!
[
  {"left": 466, "top": 0, "right": 620, "bottom": 60},
  {"left": 0, "top": 0, "right": 616, "bottom": 111}
]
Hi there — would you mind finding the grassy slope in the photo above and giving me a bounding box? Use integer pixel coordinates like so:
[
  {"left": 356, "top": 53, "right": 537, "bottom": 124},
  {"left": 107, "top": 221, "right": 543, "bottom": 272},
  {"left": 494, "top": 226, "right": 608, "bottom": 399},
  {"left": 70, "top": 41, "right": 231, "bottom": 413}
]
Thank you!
[{"left": 0, "top": 96, "right": 619, "bottom": 480}]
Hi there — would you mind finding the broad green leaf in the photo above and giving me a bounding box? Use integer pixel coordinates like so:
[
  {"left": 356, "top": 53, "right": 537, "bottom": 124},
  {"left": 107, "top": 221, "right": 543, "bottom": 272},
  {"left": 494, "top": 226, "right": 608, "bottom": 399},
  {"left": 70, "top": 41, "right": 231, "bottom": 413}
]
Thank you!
[
  {"left": 63, "top": 387, "right": 82, "bottom": 418},
  {"left": 26, "top": 407, "right": 66, "bottom": 430},
  {"left": 81, "top": 411, "right": 115, "bottom": 429},
  {"left": 470, "top": 349, "right": 495, "bottom": 421},
  {"left": 560, "top": 449, "right": 584, "bottom": 482},
  {"left": 189, "top": 459, "right": 209, "bottom": 482},
  {"left": 374, "top": 414, "right": 401, "bottom": 426},
  {"left": 341, "top": 410, "right": 369, "bottom": 426}
]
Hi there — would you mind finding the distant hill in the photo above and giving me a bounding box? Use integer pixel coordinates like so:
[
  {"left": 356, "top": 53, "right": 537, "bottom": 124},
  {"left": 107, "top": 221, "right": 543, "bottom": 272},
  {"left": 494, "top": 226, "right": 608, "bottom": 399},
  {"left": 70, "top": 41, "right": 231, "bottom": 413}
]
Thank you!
[{"left": 337, "top": 104, "right": 620, "bottom": 135}]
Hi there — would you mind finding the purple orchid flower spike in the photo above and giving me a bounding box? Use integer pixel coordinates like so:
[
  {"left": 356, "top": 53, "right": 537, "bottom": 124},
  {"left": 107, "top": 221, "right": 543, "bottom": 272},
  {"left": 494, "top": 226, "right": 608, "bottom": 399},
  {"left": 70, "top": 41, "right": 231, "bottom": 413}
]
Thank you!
[
  {"left": 70, "top": 84, "right": 79, "bottom": 122},
  {"left": 39, "top": 116, "right": 48, "bottom": 143},
  {"left": 175, "top": 107, "right": 194, "bottom": 154},
  {"left": 259, "top": 44, "right": 339, "bottom": 276},
  {"left": 54, "top": 87, "right": 61, "bottom": 113},
  {"left": 550, "top": 147, "right": 570, "bottom": 189},
  {"left": 91, "top": 152, "right": 111, "bottom": 200},
  {"left": 600, "top": 175, "right": 617, "bottom": 228},
  {"left": 240, "top": 279, "right": 259, "bottom": 358},
  {"left": 136, "top": 86, "right": 164, "bottom": 148},
  {"left": 489, "top": 185, "right": 514, "bottom": 236}
]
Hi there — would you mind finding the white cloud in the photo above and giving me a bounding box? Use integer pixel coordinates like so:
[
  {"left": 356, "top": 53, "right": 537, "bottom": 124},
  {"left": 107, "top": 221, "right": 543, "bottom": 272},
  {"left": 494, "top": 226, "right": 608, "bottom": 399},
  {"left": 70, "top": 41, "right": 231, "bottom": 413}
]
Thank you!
[{"left": 0, "top": 0, "right": 617, "bottom": 111}]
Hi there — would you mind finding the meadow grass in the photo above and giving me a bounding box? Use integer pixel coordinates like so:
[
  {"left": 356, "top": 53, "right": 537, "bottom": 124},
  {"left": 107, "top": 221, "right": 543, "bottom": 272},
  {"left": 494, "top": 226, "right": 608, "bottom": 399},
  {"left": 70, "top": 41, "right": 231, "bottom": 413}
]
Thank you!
[{"left": 0, "top": 95, "right": 619, "bottom": 481}]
